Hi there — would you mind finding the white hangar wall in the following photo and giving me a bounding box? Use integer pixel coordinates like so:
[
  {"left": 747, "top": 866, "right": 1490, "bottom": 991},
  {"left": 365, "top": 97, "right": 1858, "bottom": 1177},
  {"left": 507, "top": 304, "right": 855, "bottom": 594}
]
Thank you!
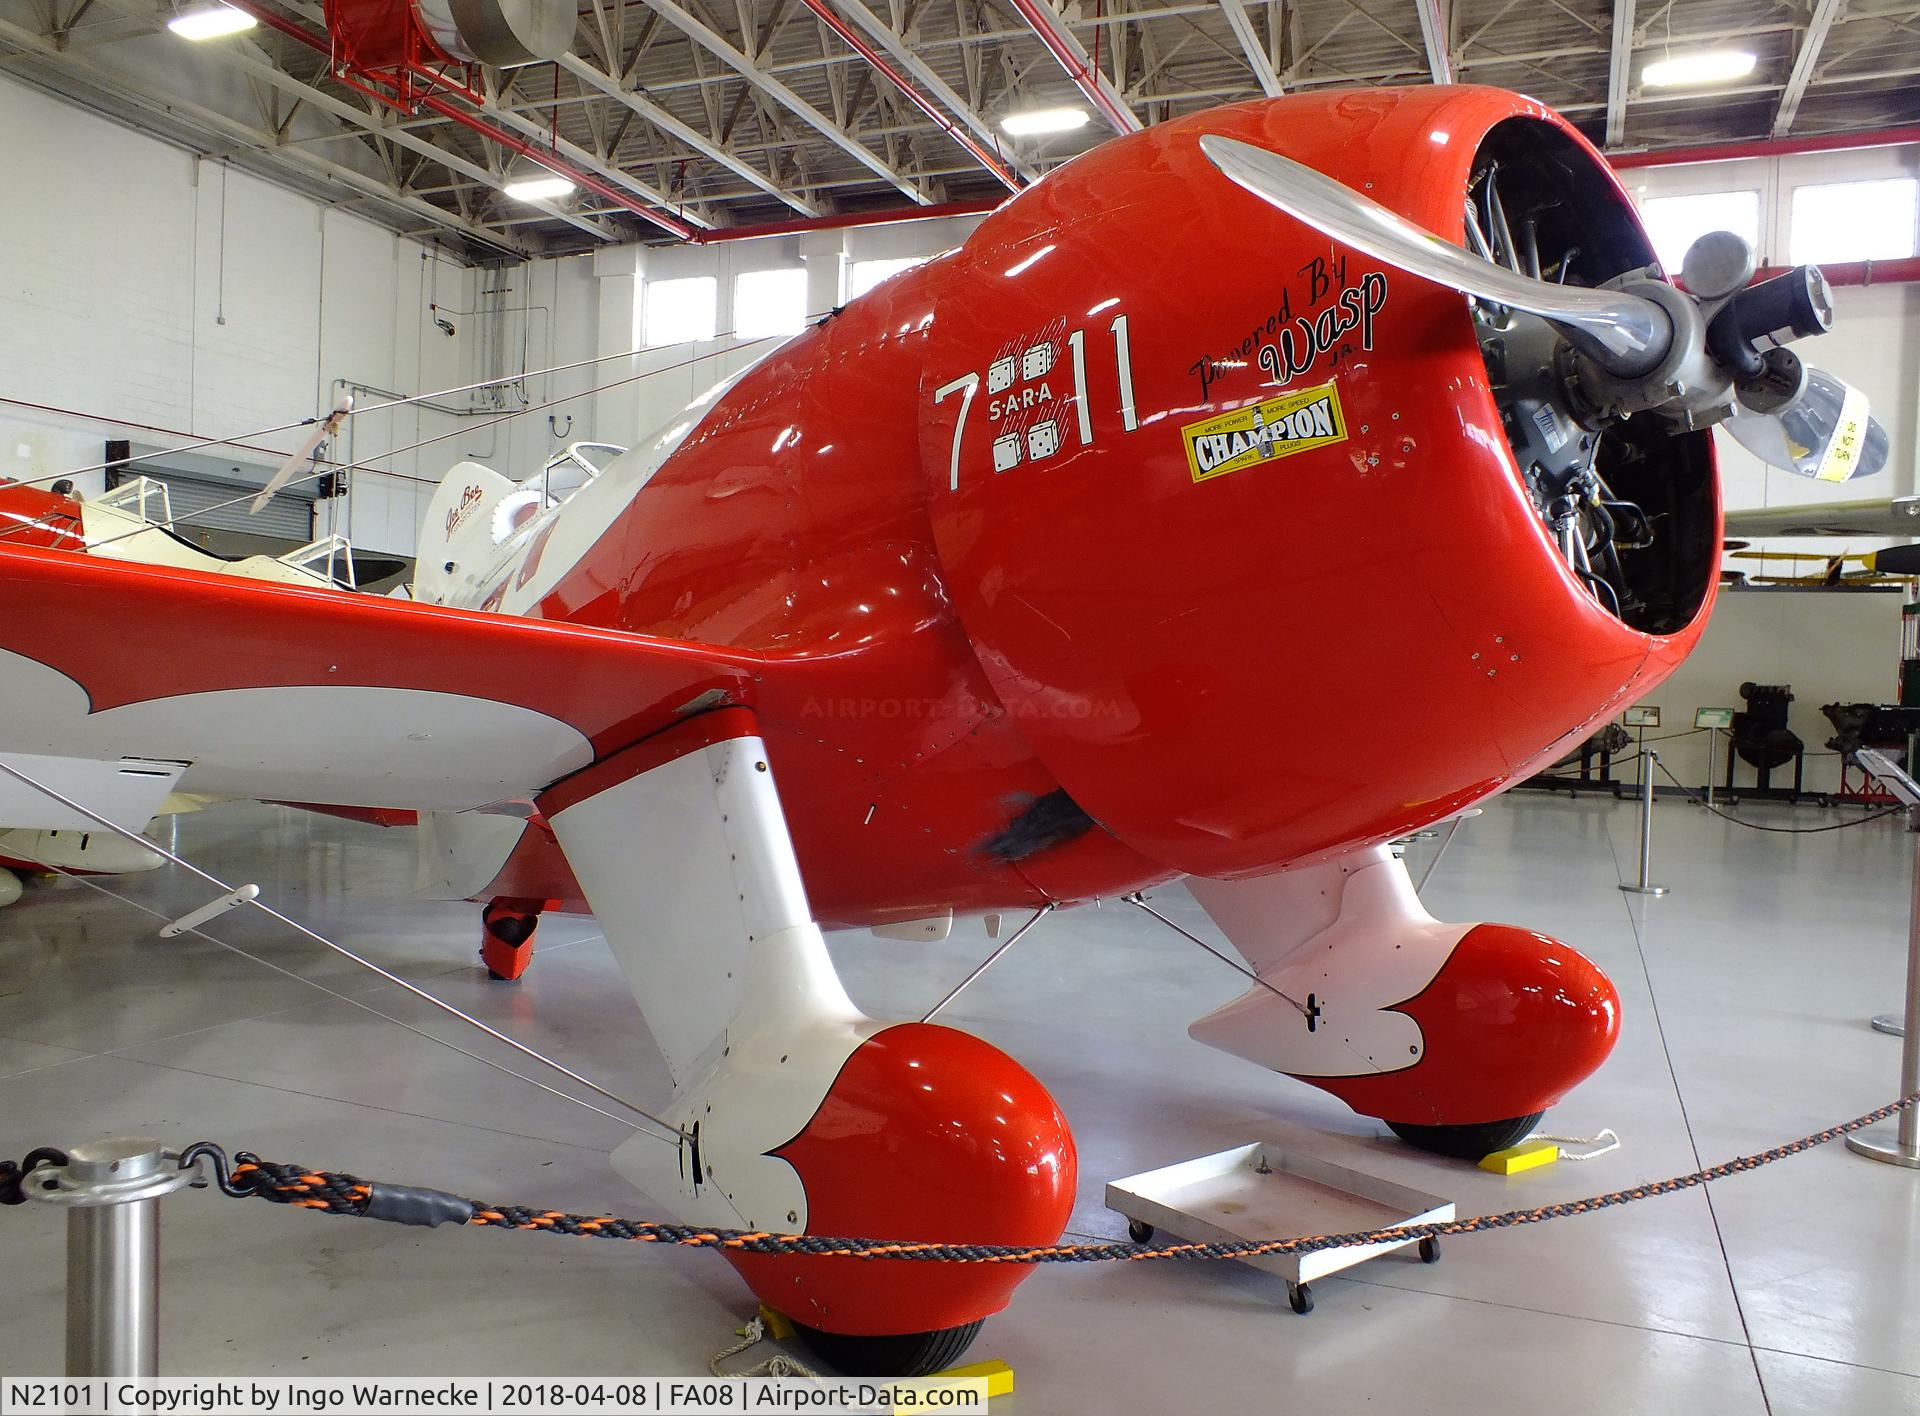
[
  {"left": 0, "top": 56, "right": 980, "bottom": 560},
  {"left": 1630, "top": 590, "right": 1906, "bottom": 797},
  {"left": 0, "top": 69, "right": 603, "bottom": 558},
  {"left": 1617, "top": 142, "right": 1920, "bottom": 771},
  {"left": 593, "top": 212, "right": 990, "bottom": 449}
]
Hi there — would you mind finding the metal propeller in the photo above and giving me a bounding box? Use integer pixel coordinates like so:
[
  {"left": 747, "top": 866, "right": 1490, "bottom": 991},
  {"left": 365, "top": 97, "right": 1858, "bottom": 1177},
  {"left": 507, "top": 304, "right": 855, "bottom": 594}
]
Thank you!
[
  {"left": 1198, "top": 133, "right": 1674, "bottom": 378},
  {"left": 1723, "top": 364, "right": 1889, "bottom": 484},
  {"left": 1197, "top": 133, "right": 1888, "bottom": 484},
  {"left": 251, "top": 393, "right": 352, "bottom": 513}
]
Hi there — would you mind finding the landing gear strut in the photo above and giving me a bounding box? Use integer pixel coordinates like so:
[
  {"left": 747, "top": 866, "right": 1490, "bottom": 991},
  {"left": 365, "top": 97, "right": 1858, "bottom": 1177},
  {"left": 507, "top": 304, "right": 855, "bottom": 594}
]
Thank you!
[{"left": 479, "top": 899, "right": 541, "bottom": 982}]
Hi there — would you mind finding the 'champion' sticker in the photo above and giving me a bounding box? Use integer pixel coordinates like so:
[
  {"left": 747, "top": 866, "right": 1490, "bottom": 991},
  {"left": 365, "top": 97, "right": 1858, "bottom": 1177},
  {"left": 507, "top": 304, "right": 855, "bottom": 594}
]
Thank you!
[{"left": 1181, "top": 380, "right": 1348, "bottom": 483}]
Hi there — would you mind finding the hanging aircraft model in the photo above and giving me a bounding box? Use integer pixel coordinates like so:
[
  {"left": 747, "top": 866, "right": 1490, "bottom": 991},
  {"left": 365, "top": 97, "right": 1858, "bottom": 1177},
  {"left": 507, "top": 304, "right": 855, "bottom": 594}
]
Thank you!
[
  {"left": 0, "top": 87, "right": 1890, "bottom": 1374},
  {"left": 1719, "top": 497, "right": 1919, "bottom": 587},
  {"left": 1721, "top": 547, "right": 1920, "bottom": 588}
]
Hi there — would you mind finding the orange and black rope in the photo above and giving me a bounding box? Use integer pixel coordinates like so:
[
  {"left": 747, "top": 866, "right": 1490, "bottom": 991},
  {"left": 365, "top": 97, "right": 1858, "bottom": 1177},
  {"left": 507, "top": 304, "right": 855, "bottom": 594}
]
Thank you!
[{"left": 156, "top": 1092, "right": 1920, "bottom": 1266}]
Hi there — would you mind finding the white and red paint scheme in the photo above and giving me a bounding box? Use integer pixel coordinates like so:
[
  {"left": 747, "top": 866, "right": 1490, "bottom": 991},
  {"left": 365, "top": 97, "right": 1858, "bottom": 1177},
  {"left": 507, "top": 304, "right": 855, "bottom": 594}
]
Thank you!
[{"left": 0, "top": 89, "right": 1724, "bottom": 1364}]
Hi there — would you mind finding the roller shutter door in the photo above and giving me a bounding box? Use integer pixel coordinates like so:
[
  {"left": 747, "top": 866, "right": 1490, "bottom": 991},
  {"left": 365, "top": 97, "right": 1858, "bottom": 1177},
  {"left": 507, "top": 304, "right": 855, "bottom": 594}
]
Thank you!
[{"left": 128, "top": 466, "right": 316, "bottom": 541}]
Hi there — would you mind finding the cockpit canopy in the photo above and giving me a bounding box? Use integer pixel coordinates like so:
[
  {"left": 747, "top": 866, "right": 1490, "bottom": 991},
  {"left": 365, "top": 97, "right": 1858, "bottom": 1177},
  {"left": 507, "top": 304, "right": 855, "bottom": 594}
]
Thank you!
[{"left": 492, "top": 441, "right": 627, "bottom": 543}]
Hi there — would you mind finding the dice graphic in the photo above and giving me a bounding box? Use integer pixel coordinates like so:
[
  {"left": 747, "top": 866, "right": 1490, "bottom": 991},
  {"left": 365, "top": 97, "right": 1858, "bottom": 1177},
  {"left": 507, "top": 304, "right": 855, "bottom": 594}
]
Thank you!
[
  {"left": 1026, "top": 420, "right": 1060, "bottom": 461},
  {"left": 992, "top": 432, "right": 1023, "bottom": 473},
  {"left": 1022, "top": 342, "right": 1055, "bottom": 381},
  {"left": 987, "top": 355, "right": 1017, "bottom": 395}
]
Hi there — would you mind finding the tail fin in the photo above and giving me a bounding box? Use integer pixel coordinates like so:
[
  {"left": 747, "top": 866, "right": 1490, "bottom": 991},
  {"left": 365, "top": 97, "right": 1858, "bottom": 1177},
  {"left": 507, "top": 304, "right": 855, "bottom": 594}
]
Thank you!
[{"left": 411, "top": 461, "right": 518, "bottom": 604}]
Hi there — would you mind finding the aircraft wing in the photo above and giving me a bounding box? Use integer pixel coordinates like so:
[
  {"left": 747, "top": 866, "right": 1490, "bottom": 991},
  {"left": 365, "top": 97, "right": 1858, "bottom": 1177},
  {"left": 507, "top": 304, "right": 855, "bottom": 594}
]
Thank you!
[
  {"left": 0, "top": 544, "right": 760, "bottom": 828},
  {"left": 1724, "top": 497, "right": 1920, "bottom": 539}
]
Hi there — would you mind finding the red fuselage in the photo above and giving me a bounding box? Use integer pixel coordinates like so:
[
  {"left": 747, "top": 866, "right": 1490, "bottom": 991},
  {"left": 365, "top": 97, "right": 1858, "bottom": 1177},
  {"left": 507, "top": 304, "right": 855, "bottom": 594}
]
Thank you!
[{"left": 474, "top": 86, "right": 1719, "bottom": 926}]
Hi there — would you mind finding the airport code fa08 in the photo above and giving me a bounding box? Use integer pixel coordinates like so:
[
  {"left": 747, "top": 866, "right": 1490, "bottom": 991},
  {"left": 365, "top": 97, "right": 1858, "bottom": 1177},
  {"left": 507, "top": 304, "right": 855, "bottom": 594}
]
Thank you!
[{"left": 0, "top": 1378, "right": 992, "bottom": 1415}]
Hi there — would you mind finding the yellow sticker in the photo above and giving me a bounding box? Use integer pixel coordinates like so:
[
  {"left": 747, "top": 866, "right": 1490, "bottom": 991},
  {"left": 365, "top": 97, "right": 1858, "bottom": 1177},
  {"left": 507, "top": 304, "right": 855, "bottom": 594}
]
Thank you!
[
  {"left": 1816, "top": 382, "right": 1871, "bottom": 483},
  {"left": 1182, "top": 380, "right": 1348, "bottom": 483}
]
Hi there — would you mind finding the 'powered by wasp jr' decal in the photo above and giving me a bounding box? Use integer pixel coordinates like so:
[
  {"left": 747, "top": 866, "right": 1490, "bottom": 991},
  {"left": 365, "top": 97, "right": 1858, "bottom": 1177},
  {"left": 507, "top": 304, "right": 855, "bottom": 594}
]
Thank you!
[{"left": 1181, "top": 380, "right": 1348, "bottom": 483}]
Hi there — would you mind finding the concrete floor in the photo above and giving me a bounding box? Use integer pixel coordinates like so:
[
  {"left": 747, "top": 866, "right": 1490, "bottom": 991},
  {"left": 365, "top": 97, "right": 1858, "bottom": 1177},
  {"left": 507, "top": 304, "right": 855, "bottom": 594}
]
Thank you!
[{"left": 2, "top": 791, "right": 1918, "bottom": 1413}]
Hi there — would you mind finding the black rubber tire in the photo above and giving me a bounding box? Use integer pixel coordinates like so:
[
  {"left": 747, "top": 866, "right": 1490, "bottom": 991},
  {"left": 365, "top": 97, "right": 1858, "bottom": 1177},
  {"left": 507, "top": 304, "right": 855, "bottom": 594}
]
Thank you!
[
  {"left": 1419, "top": 1236, "right": 1441, "bottom": 1264},
  {"left": 1386, "top": 1111, "right": 1545, "bottom": 1160},
  {"left": 486, "top": 914, "right": 536, "bottom": 946},
  {"left": 791, "top": 1319, "right": 984, "bottom": 1377},
  {"left": 1127, "top": 1219, "right": 1155, "bottom": 1244},
  {"left": 1288, "top": 1283, "right": 1313, "bottom": 1315},
  {"left": 485, "top": 968, "right": 519, "bottom": 983}
]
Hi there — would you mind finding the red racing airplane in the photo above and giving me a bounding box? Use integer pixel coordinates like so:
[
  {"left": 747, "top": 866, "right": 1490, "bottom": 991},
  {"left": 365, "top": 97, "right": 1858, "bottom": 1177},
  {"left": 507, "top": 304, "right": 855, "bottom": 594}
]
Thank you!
[{"left": 0, "top": 86, "right": 1887, "bottom": 1374}]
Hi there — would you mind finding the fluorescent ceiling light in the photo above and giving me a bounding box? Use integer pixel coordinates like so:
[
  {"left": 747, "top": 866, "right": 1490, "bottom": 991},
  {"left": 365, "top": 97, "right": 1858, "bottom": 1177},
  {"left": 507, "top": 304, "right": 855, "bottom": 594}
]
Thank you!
[
  {"left": 503, "top": 176, "right": 576, "bottom": 203},
  {"left": 166, "top": 4, "right": 256, "bottom": 39},
  {"left": 1642, "top": 50, "right": 1757, "bottom": 88},
  {"left": 1000, "top": 107, "right": 1089, "bottom": 137}
]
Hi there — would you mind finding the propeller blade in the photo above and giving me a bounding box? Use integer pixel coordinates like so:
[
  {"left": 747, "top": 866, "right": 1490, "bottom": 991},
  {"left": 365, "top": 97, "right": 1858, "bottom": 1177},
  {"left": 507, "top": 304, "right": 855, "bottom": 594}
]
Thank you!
[
  {"left": 252, "top": 394, "right": 352, "bottom": 513},
  {"left": 1197, "top": 133, "right": 1674, "bottom": 377},
  {"left": 1723, "top": 367, "right": 1889, "bottom": 482}
]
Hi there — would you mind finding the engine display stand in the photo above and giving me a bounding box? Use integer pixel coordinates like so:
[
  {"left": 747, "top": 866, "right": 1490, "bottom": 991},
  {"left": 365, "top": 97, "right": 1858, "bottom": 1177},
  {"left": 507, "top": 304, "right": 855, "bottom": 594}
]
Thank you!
[{"left": 1724, "top": 735, "right": 1808, "bottom": 804}]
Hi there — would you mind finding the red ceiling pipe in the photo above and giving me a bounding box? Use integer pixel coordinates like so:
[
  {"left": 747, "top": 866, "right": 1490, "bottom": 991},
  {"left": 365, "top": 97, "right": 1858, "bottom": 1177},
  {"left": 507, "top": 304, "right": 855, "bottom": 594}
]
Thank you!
[
  {"left": 794, "top": 0, "right": 1020, "bottom": 192},
  {"left": 222, "top": 0, "right": 696, "bottom": 239},
  {"left": 1612, "top": 126, "right": 1920, "bottom": 285},
  {"left": 209, "top": 11, "right": 1920, "bottom": 265},
  {"left": 1001, "top": 0, "right": 1136, "bottom": 134},
  {"left": 693, "top": 196, "right": 1004, "bottom": 243},
  {"left": 1754, "top": 256, "right": 1920, "bottom": 287},
  {"left": 225, "top": 0, "right": 327, "bottom": 46},
  {"left": 414, "top": 91, "right": 697, "bottom": 240},
  {"left": 1610, "top": 125, "right": 1920, "bottom": 169}
]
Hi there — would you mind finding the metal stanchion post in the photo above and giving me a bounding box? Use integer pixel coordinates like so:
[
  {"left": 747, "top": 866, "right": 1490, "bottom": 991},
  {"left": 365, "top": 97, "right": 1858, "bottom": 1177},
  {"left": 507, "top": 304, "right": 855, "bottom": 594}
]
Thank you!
[
  {"left": 1849, "top": 751, "right": 1920, "bottom": 1167},
  {"left": 24, "top": 1137, "right": 197, "bottom": 1376},
  {"left": 1849, "top": 823, "right": 1920, "bottom": 1167},
  {"left": 1705, "top": 727, "right": 1718, "bottom": 810},
  {"left": 1620, "top": 748, "right": 1669, "bottom": 896}
]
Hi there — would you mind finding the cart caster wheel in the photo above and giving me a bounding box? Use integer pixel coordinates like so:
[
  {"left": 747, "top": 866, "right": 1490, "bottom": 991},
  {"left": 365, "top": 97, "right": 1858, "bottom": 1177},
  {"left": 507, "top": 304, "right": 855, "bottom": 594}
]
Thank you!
[
  {"left": 1288, "top": 1283, "right": 1313, "bottom": 1315},
  {"left": 1419, "top": 1237, "right": 1441, "bottom": 1264},
  {"left": 1127, "top": 1219, "right": 1155, "bottom": 1244}
]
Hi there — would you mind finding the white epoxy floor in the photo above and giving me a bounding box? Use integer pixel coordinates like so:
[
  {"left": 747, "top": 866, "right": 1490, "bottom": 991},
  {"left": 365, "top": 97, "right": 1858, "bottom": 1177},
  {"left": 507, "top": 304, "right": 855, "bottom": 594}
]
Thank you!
[{"left": 2, "top": 792, "right": 1919, "bottom": 1413}]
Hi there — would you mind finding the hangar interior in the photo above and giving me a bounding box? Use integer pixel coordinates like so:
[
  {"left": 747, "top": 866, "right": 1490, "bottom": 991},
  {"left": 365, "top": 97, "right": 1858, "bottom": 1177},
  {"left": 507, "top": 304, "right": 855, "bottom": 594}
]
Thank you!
[{"left": 4, "top": 0, "right": 1920, "bottom": 1410}]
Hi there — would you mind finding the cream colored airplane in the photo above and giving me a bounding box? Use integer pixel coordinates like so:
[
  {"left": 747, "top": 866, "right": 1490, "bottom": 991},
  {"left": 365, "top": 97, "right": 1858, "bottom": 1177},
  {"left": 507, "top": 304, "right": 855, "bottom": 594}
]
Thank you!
[{"left": 0, "top": 472, "right": 374, "bottom": 904}]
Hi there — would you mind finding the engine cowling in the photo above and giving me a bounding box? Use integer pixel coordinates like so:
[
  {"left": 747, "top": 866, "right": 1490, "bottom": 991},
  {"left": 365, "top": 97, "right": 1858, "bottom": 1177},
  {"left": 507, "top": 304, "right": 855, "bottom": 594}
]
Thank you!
[{"left": 918, "top": 88, "right": 1718, "bottom": 881}]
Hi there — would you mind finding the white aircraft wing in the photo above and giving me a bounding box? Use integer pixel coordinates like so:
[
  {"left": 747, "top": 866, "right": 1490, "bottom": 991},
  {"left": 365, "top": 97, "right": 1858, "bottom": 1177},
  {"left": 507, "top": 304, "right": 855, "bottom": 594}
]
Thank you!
[
  {"left": 1724, "top": 496, "right": 1920, "bottom": 540},
  {"left": 0, "top": 543, "right": 761, "bottom": 828}
]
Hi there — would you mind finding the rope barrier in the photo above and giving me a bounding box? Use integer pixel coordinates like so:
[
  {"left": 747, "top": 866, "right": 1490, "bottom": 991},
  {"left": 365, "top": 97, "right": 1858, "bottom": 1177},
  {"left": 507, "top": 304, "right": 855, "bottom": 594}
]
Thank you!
[
  {"left": 1652, "top": 758, "right": 1906, "bottom": 833},
  {"left": 21, "top": 1094, "right": 1899, "bottom": 1267}
]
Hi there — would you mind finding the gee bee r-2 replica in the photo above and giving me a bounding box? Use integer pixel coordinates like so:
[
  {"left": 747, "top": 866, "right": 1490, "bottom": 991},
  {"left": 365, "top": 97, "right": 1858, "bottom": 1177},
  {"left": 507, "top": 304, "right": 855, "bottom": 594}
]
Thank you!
[{"left": 0, "top": 86, "right": 1887, "bottom": 1373}]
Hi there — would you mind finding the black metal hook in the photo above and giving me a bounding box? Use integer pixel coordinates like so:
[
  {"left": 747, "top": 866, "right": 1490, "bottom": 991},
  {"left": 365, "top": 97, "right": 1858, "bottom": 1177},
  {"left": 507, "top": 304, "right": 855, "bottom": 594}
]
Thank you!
[
  {"left": 178, "top": 1142, "right": 259, "bottom": 1197},
  {"left": 0, "top": 1147, "right": 69, "bottom": 1206}
]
